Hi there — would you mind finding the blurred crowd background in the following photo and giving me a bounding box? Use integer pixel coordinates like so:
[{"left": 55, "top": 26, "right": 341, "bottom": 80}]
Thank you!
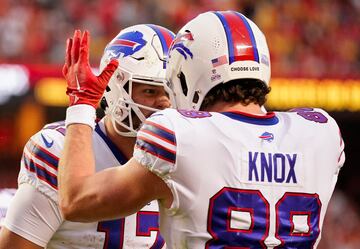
[
  {"left": 0, "top": 0, "right": 359, "bottom": 248},
  {"left": 0, "top": 0, "right": 359, "bottom": 78}
]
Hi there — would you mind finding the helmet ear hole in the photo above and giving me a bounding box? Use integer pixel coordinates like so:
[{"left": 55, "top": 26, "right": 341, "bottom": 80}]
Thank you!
[
  {"left": 179, "top": 71, "right": 188, "bottom": 96},
  {"left": 100, "top": 97, "right": 108, "bottom": 110},
  {"left": 192, "top": 91, "right": 199, "bottom": 104},
  {"left": 123, "top": 82, "right": 129, "bottom": 92}
]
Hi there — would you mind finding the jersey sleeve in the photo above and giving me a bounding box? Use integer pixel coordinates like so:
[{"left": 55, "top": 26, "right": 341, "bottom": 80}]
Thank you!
[
  {"left": 133, "top": 112, "right": 177, "bottom": 182},
  {"left": 0, "top": 188, "right": 16, "bottom": 228},
  {"left": 3, "top": 183, "right": 63, "bottom": 247},
  {"left": 18, "top": 121, "right": 65, "bottom": 203},
  {"left": 314, "top": 108, "right": 345, "bottom": 170},
  {"left": 291, "top": 108, "right": 346, "bottom": 171},
  {"left": 337, "top": 128, "right": 345, "bottom": 169}
]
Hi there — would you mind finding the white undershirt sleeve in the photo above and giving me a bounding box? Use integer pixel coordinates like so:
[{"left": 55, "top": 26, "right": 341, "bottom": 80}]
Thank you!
[{"left": 3, "top": 183, "right": 63, "bottom": 247}]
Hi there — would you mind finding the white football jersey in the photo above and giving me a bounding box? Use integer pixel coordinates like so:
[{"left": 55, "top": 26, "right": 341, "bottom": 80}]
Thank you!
[
  {"left": 0, "top": 188, "right": 16, "bottom": 228},
  {"left": 134, "top": 108, "right": 345, "bottom": 249},
  {"left": 4, "top": 119, "right": 165, "bottom": 249}
]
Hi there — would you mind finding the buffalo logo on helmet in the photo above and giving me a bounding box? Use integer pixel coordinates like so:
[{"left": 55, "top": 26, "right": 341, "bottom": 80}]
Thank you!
[
  {"left": 169, "top": 32, "right": 194, "bottom": 60},
  {"left": 105, "top": 31, "right": 147, "bottom": 58}
]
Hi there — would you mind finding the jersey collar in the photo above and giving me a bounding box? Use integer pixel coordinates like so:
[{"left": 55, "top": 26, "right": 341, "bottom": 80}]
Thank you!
[
  {"left": 220, "top": 111, "right": 279, "bottom": 125},
  {"left": 95, "top": 120, "right": 129, "bottom": 165}
]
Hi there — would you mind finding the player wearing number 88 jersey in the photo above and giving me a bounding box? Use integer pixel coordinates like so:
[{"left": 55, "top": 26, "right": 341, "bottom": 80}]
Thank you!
[
  {"left": 149, "top": 11, "right": 344, "bottom": 248},
  {"left": 138, "top": 107, "right": 344, "bottom": 248},
  {"left": 58, "top": 11, "right": 345, "bottom": 249},
  {"left": 0, "top": 24, "right": 174, "bottom": 249}
]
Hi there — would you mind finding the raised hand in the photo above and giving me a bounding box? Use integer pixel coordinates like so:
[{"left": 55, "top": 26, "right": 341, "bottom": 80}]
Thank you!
[{"left": 62, "top": 30, "right": 119, "bottom": 108}]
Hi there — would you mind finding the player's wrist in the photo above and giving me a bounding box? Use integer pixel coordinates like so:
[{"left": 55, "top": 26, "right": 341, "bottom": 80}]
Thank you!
[{"left": 65, "top": 104, "right": 96, "bottom": 129}]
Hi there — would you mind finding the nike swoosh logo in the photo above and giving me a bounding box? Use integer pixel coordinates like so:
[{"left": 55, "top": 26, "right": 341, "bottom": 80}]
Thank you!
[{"left": 41, "top": 133, "right": 54, "bottom": 148}]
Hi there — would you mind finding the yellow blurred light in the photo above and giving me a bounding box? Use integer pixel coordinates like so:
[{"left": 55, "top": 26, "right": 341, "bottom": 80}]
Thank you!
[
  {"left": 267, "top": 78, "right": 360, "bottom": 111},
  {"left": 34, "top": 78, "right": 68, "bottom": 106},
  {"left": 33, "top": 77, "right": 360, "bottom": 111}
]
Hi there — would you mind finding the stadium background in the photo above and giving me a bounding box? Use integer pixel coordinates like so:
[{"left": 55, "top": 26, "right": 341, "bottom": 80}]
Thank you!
[{"left": 0, "top": 0, "right": 359, "bottom": 248}]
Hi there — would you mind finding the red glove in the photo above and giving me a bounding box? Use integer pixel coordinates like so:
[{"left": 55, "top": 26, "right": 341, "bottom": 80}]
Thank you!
[{"left": 62, "top": 30, "right": 118, "bottom": 108}]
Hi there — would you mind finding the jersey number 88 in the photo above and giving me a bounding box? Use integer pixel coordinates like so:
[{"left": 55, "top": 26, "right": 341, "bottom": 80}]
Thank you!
[{"left": 206, "top": 188, "right": 321, "bottom": 249}]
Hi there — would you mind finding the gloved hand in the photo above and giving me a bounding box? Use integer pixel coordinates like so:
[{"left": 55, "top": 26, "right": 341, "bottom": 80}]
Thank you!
[{"left": 62, "top": 30, "right": 118, "bottom": 108}]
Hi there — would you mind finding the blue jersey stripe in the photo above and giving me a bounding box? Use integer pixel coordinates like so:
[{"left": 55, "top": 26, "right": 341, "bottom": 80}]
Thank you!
[
  {"left": 136, "top": 138, "right": 175, "bottom": 164},
  {"left": 23, "top": 154, "right": 58, "bottom": 188},
  {"left": 95, "top": 124, "right": 128, "bottom": 165},
  {"left": 221, "top": 112, "right": 279, "bottom": 125},
  {"left": 141, "top": 122, "right": 176, "bottom": 145},
  {"left": 26, "top": 140, "right": 59, "bottom": 170}
]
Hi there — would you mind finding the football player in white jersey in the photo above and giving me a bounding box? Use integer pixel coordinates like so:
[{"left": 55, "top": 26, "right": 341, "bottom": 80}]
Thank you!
[
  {"left": 0, "top": 24, "right": 174, "bottom": 249},
  {"left": 58, "top": 11, "right": 345, "bottom": 248}
]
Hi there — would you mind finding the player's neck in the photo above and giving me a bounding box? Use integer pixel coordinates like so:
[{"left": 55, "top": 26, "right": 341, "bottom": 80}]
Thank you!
[
  {"left": 205, "top": 101, "right": 265, "bottom": 115},
  {"left": 104, "top": 116, "right": 136, "bottom": 160}
]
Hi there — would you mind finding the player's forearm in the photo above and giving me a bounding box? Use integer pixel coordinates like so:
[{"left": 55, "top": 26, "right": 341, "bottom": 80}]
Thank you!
[
  {"left": 0, "top": 227, "right": 44, "bottom": 249},
  {"left": 58, "top": 123, "right": 96, "bottom": 220}
]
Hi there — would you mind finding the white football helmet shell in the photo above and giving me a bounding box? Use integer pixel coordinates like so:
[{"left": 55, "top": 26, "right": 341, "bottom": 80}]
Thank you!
[
  {"left": 100, "top": 24, "right": 175, "bottom": 137},
  {"left": 165, "top": 11, "right": 271, "bottom": 110}
]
